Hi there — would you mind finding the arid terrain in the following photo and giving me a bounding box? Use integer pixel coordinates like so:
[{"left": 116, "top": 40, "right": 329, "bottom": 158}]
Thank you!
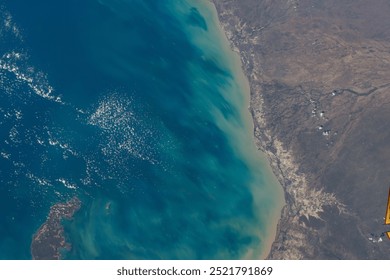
[
  {"left": 213, "top": 0, "right": 390, "bottom": 259},
  {"left": 31, "top": 197, "right": 81, "bottom": 260}
]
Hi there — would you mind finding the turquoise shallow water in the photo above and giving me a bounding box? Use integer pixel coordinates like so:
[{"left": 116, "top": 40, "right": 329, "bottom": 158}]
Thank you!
[{"left": 0, "top": 0, "right": 283, "bottom": 259}]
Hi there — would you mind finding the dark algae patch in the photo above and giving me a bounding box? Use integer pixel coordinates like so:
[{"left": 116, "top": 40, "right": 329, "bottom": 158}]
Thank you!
[{"left": 188, "top": 7, "right": 208, "bottom": 31}]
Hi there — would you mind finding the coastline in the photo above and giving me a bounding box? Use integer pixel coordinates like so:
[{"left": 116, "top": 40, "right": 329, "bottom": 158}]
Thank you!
[
  {"left": 208, "top": 0, "right": 390, "bottom": 260},
  {"left": 206, "top": 0, "right": 291, "bottom": 259},
  {"left": 31, "top": 197, "right": 81, "bottom": 260},
  {"left": 200, "top": 0, "right": 286, "bottom": 259},
  {"left": 205, "top": 0, "right": 320, "bottom": 260}
]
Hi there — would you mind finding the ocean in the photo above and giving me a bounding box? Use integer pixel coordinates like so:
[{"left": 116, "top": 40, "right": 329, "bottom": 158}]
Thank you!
[{"left": 0, "top": 0, "right": 283, "bottom": 259}]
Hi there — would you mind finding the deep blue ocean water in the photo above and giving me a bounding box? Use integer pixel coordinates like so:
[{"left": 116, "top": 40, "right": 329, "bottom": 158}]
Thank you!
[{"left": 0, "top": 0, "right": 283, "bottom": 259}]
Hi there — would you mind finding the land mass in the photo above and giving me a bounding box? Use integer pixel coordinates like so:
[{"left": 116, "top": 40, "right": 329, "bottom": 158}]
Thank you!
[
  {"left": 31, "top": 197, "right": 81, "bottom": 260},
  {"left": 212, "top": 0, "right": 390, "bottom": 259}
]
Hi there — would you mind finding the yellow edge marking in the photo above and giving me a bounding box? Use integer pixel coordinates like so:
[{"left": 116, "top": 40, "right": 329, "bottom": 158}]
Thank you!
[{"left": 385, "top": 188, "right": 390, "bottom": 225}]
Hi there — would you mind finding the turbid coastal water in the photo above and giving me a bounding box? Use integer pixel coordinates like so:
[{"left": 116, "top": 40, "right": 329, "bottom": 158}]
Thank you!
[{"left": 0, "top": 0, "right": 283, "bottom": 259}]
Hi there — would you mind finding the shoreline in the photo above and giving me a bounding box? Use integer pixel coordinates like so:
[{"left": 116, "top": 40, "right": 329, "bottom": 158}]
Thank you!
[
  {"left": 201, "top": 0, "right": 286, "bottom": 259},
  {"left": 207, "top": 0, "right": 388, "bottom": 260},
  {"left": 31, "top": 197, "right": 81, "bottom": 260}
]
